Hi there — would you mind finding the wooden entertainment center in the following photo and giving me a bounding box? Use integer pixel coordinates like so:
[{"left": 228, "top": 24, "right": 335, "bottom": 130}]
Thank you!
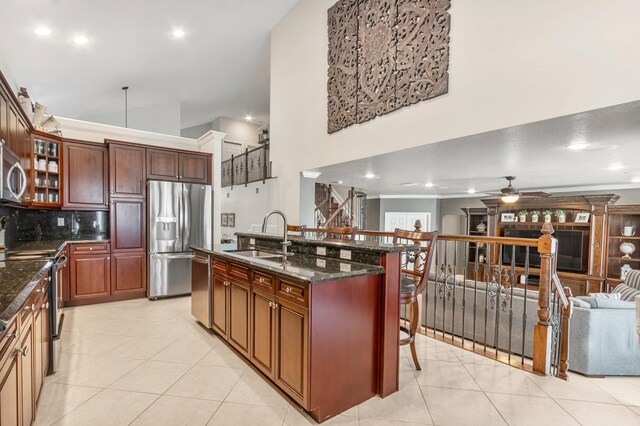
[{"left": 476, "top": 194, "right": 631, "bottom": 296}]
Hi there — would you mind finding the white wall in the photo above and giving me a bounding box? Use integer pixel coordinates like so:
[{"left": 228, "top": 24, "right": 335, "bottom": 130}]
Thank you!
[
  {"left": 299, "top": 176, "right": 316, "bottom": 227},
  {"left": 270, "top": 0, "right": 640, "bottom": 223},
  {"left": 76, "top": 101, "right": 182, "bottom": 136},
  {"left": 181, "top": 122, "right": 213, "bottom": 139},
  {"left": 220, "top": 179, "right": 280, "bottom": 237},
  {"left": 213, "top": 117, "right": 260, "bottom": 147}
]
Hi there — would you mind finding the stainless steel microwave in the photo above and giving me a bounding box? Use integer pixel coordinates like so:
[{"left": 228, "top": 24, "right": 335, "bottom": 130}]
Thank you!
[{"left": 0, "top": 140, "right": 27, "bottom": 204}]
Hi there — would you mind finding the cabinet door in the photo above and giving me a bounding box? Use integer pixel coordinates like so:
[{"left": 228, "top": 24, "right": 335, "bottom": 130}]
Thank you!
[
  {"left": 18, "top": 321, "right": 34, "bottom": 426},
  {"left": 40, "top": 296, "right": 50, "bottom": 387},
  {"left": 111, "top": 252, "right": 146, "bottom": 296},
  {"left": 275, "top": 298, "right": 308, "bottom": 406},
  {"left": 179, "top": 153, "right": 210, "bottom": 184},
  {"left": 211, "top": 275, "right": 228, "bottom": 338},
  {"left": 0, "top": 349, "right": 20, "bottom": 426},
  {"left": 147, "top": 149, "right": 179, "bottom": 181},
  {"left": 251, "top": 288, "right": 276, "bottom": 378},
  {"left": 33, "top": 305, "right": 43, "bottom": 402},
  {"left": 70, "top": 254, "right": 111, "bottom": 301},
  {"left": 0, "top": 92, "right": 8, "bottom": 145},
  {"left": 110, "top": 199, "right": 146, "bottom": 252},
  {"left": 228, "top": 280, "right": 251, "bottom": 357},
  {"left": 109, "top": 144, "right": 146, "bottom": 198},
  {"left": 63, "top": 142, "right": 109, "bottom": 210}
]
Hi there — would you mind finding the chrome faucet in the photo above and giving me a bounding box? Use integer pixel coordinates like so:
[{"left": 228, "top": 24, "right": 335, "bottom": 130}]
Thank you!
[{"left": 262, "top": 210, "right": 292, "bottom": 256}]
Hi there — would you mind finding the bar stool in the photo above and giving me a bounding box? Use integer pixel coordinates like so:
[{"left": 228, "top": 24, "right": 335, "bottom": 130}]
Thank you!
[
  {"left": 287, "top": 224, "right": 306, "bottom": 236},
  {"left": 393, "top": 228, "right": 438, "bottom": 370},
  {"left": 325, "top": 226, "right": 356, "bottom": 240}
]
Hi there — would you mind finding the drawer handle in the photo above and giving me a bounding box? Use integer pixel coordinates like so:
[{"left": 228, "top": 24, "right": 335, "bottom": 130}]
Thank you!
[
  {"left": 285, "top": 287, "right": 292, "bottom": 293},
  {"left": 269, "top": 302, "right": 278, "bottom": 309},
  {"left": 89, "top": 247, "right": 93, "bottom": 251},
  {"left": 259, "top": 277, "right": 267, "bottom": 283},
  {"left": 42, "top": 302, "right": 49, "bottom": 309},
  {"left": 16, "top": 346, "right": 28, "bottom": 357},
  {"left": 224, "top": 280, "right": 230, "bottom": 286}
]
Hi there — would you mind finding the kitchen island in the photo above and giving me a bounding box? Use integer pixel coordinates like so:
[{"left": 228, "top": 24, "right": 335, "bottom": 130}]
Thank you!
[{"left": 191, "top": 233, "right": 409, "bottom": 423}]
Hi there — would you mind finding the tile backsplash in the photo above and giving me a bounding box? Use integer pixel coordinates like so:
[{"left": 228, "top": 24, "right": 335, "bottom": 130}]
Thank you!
[{"left": 0, "top": 206, "right": 109, "bottom": 245}]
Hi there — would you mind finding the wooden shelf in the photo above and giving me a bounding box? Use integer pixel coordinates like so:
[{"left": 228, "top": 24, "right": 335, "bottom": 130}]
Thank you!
[
  {"left": 609, "top": 235, "right": 640, "bottom": 240},
  {"left": 608, "top": 257, "right": 640, "bottom": 262},
  {"left": 501, "top": 221, "right": 590, "bottom": 227}
]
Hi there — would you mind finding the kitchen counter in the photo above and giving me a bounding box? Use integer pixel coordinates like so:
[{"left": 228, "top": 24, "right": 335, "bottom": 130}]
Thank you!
[
  {"left": 191, "top": 243, "right": 384, "bottom": 283},
  {"left": 8, "top": 235, "right": 110, "bottom": 254},
  {"left": 0, "top": 259, "right": 52, "bottom": 331}
]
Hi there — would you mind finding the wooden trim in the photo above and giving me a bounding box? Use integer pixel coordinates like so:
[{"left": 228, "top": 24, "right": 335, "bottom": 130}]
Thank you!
[
  {"left": 0, "top": 69, "right": 33, "bottom": 132},
  {"left": 105, "top": 138, "right": 213, "bottom": 158}
]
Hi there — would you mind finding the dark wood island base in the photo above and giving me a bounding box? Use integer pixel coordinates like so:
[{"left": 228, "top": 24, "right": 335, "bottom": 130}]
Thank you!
[{"left": 192, "top": 235, "right": 407, "bottom": 423}]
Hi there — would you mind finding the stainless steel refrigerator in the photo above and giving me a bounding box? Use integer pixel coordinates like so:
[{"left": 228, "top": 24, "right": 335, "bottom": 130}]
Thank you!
[{"left": 148, "top": 180, "right": 212, "bottom": 298}]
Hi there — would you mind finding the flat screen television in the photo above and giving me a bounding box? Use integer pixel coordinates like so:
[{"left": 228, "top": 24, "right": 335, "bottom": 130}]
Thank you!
[{"left": 502, "top": 229, "right": 589, "bottom": 274}]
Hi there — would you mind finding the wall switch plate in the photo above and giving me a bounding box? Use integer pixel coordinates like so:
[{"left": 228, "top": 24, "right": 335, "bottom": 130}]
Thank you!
[
  {"left": 316, "top": 259, "right": 326, "bottom": 268},
  {"left": 57, "top": 218, "right": 65, "bottom": 226},
  {"left": 340, "top": 249, "right": 352, "bottom": 260},
  {"left": 316, "top": 247, "right": 326, "bottom": 256},
  {"left": 250, "top": 238, "right": 256, "bottom": 245},
  {"left": 340, "top": 263, "right": 352, "bottom": 272}
]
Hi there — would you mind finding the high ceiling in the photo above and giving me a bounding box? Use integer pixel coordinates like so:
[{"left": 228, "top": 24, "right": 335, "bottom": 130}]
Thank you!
[
  {"left": 0, "top": 0, "right": 299, "bottom": 128},
  {"left": 313, "top": 101, "right": 640, "bottom": 197}
]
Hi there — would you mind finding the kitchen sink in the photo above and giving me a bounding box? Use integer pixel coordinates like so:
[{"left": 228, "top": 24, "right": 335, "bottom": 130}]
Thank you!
[{"left": 226, "top": 249, "right": 284, "bottom": 259}]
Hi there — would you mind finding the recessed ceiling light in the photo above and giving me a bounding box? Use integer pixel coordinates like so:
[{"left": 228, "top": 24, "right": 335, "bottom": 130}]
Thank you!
[
  {"left": 33, "top": 27, "right": 52, "bottom": 37},
  {"left": 244, "top": 115, "right": 253, "bottom": 122},
  {"left": 607, "top": 163, "right": 624, "bottom": 171},
  {"left": 72, "top": 35, "right": 89, "bottom": 45},
  {"left": 467, "top": 189, "right": 476, "bottom": 194},
  {"left": 337, "top": 180, "right": 343, "bottom": 185},
  {"left": 566, "top": 141, "right": 590, "bottom": 151},
  {"left": 424, "top": 182, "right": 434, "bottom": 188},
  {"left": 365, "top": 173, "right": 376, "bottom": 179},
  {"left": 172, "top": 28, "right": 186, "bottom": 39}
]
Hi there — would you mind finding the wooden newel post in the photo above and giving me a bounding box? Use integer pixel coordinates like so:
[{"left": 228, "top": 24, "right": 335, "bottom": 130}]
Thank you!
[
  {"left": 414, "top": 220, "right": 422, "bottom": 232},
  {"left": 533, "top": 222, "right": 557, "bottom": 375},
  {"left": 559, "top": 286, "right": 573, "bottom": 380}
]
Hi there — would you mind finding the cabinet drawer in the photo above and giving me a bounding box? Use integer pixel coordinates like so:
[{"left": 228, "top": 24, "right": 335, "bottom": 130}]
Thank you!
[
  {"left": 277, "top": 280, "right": 308, "bottom": 308},
  {"left": 253, "top": 271, "right": 274, "bottom": 292},
  {"left": 0, "top": 319, "right": 18, "bottom": 361},
  {"left": 229, "top": 263, "right": 250, "bottom": 281},
  {"left": 71, "top": 243, "right": 110, "bottom": 255},
  {"left": 212, "top": 258, "right": 228, "bottom": 275}
]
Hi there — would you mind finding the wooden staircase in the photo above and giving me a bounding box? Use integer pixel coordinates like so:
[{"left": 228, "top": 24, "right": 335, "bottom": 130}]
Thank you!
[{"left": 314, "top": 183, "right": 366, "bottom": 228}]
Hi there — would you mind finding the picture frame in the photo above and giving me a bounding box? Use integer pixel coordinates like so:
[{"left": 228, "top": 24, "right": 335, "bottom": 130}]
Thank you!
[
  {"left": 575, "top": 212, "right": 591, "bottom": 223},
  {"left": 501, "top": 213, "right": 515, "bottom": 223},
  {"left": 221, "top": 213, "right": 228, "bottom": 227},
  {"left": 228, "top": 213, "right": 235, "bottom": 228}
]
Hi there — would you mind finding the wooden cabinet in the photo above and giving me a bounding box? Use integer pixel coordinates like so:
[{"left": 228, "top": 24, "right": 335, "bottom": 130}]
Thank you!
[
  {"left": 179, "top": 152, "right": 211, "bottom": 184},
  {"left": 18, "top": 318, "right": 33, "bottom": 426},
  {"left": 146, "top": 149, "right": 179, "bottom": 181},
  {"left": 63, "top": 141, "right": 109, "bottom": 210},
  {"left": 69, "top": 250, "right": 111, "bottom": 302},
  {"left": 275, "top": 297, "right": 308, "bottom": 406},
  {"left": 146, "top": 148, "right": 211, "bottom": 184},
  {"left": 228, "top": 279, "right": 251, "bottom": 357},
  {"left": 211, "top": 275, "right": 229, "bottom": 338},
  {"left": 31, "top": 132, "right": 63, "bottom": 208},
  {"left": 0, "top": 346, "right": 20, "bottom": 426},
  {"left": 111, "top": 252, "right": 146, "bottom": 296},
  {"left": 251, "top": 288, "right": 276, "bottom": 379},
  {"left": 110, "top": 199, "right": 145, "bottom": 252},
  {"left": 108, "top": 143, "right": 146, "bottom": 198}
]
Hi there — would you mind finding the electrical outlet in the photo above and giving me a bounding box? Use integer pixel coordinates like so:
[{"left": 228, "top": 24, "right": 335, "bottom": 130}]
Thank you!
[{"left": 57, "top": 218, "right": 65, "bottom": 226}]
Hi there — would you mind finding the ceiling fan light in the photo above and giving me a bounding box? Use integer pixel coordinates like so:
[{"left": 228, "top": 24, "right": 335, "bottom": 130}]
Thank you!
[{"left": 501, "top": 194, "right": 520, "bottom": 203}]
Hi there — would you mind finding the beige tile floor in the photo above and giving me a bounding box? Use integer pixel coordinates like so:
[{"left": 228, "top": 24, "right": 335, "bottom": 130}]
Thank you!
[{"left": 34, "top": 297, "right": 640, "bottom": 425}]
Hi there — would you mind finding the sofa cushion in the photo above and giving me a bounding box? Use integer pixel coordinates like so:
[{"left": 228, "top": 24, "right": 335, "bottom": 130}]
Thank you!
[
  {"left": 588, "top": 292, "right": 621, "bottom": 300},
  {"left": 625, "top": 270, "right": 640, "bottom": 290},
  {"left": 401, "top": 276, "right": 417, "bottom": 293},
  {"left": 571, "top": 297, "right": 592, "bottom": 308},
  {"left": 613, "top": 283, "right": 640, "bottom": 301},
  {"left": 576, "top": 296, "right": 635, "bottom": 309}
]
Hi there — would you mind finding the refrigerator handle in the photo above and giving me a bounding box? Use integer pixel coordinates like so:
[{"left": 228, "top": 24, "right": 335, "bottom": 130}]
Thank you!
[
  {"left": 174, "top": 183, "right": 183, "bottom": 251},
  {"left": 183, "top": 185, "right": 191, "bottom": 251}
]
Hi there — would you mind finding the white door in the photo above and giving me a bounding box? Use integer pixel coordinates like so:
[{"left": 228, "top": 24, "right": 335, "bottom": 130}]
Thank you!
[{"left": 384, "top": 212, "right": 431, "bottom": 233}]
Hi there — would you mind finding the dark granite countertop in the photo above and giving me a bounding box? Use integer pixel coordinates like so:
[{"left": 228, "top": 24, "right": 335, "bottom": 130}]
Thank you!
[
  {"left": 8, "top": 235, "right": 110, "bottom": 254},
  {"left": 192, "top": 244, "right": 384, "bottom": 283},
  {"left": 0, "top": 259, "right": 52, "bottom": 332},
  {"left": 235, "top": 232, "right": 412, "bottom": 253}
]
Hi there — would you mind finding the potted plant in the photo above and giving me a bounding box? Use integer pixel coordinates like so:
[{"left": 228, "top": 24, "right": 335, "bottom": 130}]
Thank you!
[
  {"left": 517, "top": 210, "right": 528, "bottom": 223},
  {"left": 530, "top": 210, "right": 541, "bottom": 222},
  {"left": 555, "top": 209, "right": 567, "bottom": 223},
  {"left": 542, "top": 209, "right": 553, "bottom": 223}
]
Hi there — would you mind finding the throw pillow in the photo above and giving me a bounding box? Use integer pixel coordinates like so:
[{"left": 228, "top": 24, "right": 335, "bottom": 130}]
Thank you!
[
  {"left": 588, "top": 292, "right": 621, "bottom": 300},
  {"left": 612, "top": 284, "right": 640, "bottom": 302},
  {"left": 625, "top": 269, "right": 640, "bottom": 290},
  {"left": 570, "top": 297, "right": 592, "bottom": 308}
]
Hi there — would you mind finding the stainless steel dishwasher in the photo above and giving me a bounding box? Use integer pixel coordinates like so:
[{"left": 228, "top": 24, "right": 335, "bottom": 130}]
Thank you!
[{"left": 191, "top": 252, "right": 211, "bottom": 327}]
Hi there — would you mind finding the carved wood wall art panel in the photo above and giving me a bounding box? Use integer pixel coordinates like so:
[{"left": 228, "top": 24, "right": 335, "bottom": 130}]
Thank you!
[{"left": 327, "top": 0, "right": 450, "bottom": 133}]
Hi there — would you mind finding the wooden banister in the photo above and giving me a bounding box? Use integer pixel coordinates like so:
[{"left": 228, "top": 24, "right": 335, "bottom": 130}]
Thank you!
[
  {"left": 533, "top": 222, "right": 557, "bottom": 375},
  {"left": 559, "top": 286, "right": 573, "bottom": 379}
]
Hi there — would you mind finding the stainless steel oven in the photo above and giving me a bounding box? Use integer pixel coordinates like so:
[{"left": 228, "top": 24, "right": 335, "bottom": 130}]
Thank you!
[{"left": 0, "top": 140, "right": 27, "bottom": 204}]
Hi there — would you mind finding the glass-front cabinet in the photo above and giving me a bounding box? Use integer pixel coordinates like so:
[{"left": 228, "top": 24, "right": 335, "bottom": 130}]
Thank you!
[
  {"left": 31, "top": 131, "right": 62, "bottom": 208},
  {"left": 606, "top": 205, "right": 640, "bottom": 289}
]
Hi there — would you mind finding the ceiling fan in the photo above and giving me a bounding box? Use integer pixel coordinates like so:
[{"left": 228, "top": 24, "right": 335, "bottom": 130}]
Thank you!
[{"left": 487, "top": 176, "right": 550, "bottom": 203}]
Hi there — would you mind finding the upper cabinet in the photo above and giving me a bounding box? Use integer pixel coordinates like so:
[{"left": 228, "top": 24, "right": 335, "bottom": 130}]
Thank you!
[
  {"left": 31, "top": 132, "right": 63, "bottom": 208},
  {"left": 146, "top": 148, "right": 211, "bottom": 185},
  {"left": 63, "top": 140, "right": 109, "bottom": 210},
  {"left": 179, "top": 152, "right": 211, "bottom": 184},
  {"left": 107, "top": 142, "right": 146, "bottom": 198},
  {"left": 147, "top": 148, "right": 179, "bottom": 181}
]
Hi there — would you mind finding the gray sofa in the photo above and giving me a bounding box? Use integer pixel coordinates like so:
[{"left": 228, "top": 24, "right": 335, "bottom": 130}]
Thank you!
[{"left": 423, "top": 270, "right": 640, "bottom": 376}]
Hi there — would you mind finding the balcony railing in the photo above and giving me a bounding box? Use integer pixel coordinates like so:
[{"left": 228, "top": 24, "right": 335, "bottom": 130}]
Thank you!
[{"left": 221, "top": 143, "right": 271, "bottom": 188}]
